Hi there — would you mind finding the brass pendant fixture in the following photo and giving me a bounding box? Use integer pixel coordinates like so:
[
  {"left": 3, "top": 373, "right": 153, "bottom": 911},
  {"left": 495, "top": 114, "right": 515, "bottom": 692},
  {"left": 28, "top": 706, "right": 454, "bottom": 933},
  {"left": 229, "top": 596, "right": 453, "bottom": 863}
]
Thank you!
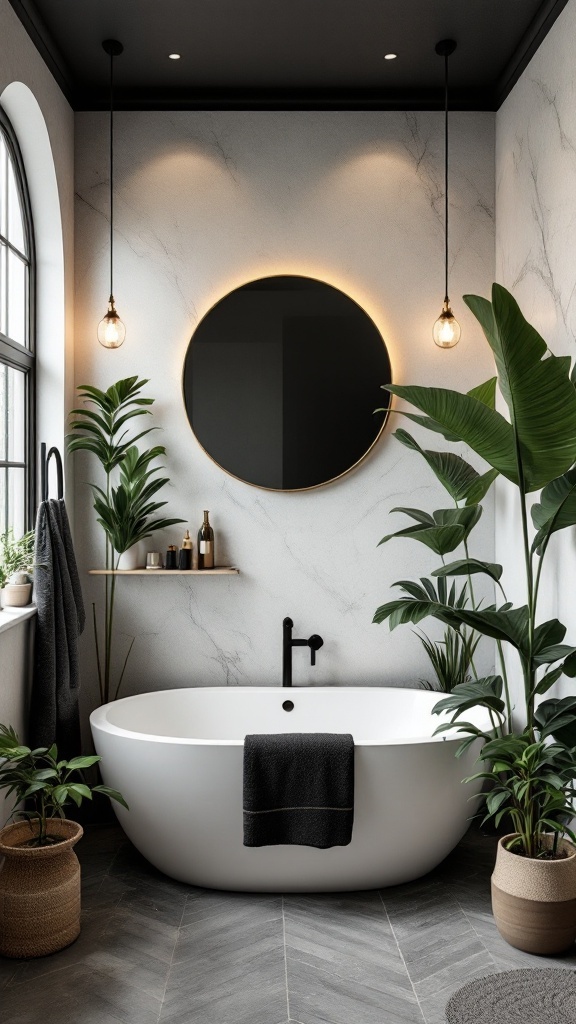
[
  {"left": 433, "top": 38, "right": 461, "bottom": 350},
  {"left": 98, "top": 39, "right": 126, "bottom": 349}
]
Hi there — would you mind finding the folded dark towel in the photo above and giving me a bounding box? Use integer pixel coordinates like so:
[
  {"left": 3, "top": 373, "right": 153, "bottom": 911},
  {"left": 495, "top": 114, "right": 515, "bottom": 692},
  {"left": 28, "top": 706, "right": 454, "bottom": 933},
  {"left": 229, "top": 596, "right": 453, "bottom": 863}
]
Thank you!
[{"left": 243, "top": 732, "right": 354, "bottom": 848}]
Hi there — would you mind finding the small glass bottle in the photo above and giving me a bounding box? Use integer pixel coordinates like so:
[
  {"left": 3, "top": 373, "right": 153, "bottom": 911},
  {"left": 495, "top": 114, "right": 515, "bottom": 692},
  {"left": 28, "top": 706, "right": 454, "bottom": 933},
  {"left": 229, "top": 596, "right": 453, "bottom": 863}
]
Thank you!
[
  {"left": 165, "top": 544, "right": 178, "bottom": 570},
  {"left": 178, "top": 530, "right": 193, "bottom": 570},
  {"left": 197, "top": 511, "right": 215, "bottom": 569}
]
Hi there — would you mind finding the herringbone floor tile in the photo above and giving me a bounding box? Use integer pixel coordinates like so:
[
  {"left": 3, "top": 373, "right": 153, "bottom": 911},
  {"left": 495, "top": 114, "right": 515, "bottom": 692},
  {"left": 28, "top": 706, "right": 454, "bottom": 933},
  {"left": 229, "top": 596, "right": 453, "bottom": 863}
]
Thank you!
[{"left": 2, "top": 824, "right": 572, "bottom": 1024}]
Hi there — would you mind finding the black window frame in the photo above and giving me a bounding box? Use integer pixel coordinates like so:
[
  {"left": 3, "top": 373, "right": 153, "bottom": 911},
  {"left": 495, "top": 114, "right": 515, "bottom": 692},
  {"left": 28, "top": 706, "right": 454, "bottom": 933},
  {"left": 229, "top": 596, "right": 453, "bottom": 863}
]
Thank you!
[{"left": 0, "top": 104, "right": 36, "bottom": 535}]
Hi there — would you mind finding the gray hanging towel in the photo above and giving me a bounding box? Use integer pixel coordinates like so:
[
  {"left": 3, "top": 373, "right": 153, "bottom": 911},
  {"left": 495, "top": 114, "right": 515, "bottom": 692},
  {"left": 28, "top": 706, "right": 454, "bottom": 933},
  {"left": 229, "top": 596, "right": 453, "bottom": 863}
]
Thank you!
[
  {"left": 243, "top": 732, "right": 354, "bottom": 848},
  {"left": 30, "top": 498, "right": 85, "bottom": 757}
]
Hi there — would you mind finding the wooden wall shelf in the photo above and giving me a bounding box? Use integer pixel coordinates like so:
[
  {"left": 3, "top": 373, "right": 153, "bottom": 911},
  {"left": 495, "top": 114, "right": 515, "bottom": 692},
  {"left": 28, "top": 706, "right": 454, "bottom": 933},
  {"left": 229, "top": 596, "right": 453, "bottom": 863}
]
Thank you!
[{"left": 89, "top": 568, "right": 239, "bottom": 576}]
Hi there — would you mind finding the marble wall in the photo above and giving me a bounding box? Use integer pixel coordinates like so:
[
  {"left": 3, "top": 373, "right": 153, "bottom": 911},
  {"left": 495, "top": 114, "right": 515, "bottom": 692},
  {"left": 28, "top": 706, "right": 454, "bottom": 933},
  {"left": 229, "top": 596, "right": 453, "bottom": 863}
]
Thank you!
[
  {"left": 74, "top": 109, "right": 496, "bottom": 709},
  {"left": 496, "top": 0, "right": 576, "bottom": 704}
]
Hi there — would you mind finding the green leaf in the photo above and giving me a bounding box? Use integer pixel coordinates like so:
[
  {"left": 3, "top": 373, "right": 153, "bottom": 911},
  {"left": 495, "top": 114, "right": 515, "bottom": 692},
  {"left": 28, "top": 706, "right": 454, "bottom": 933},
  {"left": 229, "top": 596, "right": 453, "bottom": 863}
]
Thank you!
[
  {"left": 93, "top": 785, "right": 129, "bottom": 809},
  {"left": 533, "top": 644, "right": 576, "bottom": 667},
  {"left": 467, "top": 377, "right": 497, "bottom": 408},
  {"left": 432, "top": 677, "right": 505, "bottom": 719},
  {"left": 67, "top": 784, "right": 93, "bottom": 800},
  {"left": 531, "top": 466, "right": 576, "bottom": 554},
  {"left": 386, "top": 383, "right": 518, "bottom": 483},
  {"left": 32, "top": 769, "right": 59, "bottom": 781},
  {"left": 453, "top": 606, "right": 530, "bottom": 656},
  {"left": 533, "top": 618, "right": 567, "bottom": 653},
  {"left": 388, "top": 507, "right": 435, "bottom": 526},
  {"left": 65, "top": 756, "right": 101, "bottom": 770},
  {"left": 393, "top": 429, "right": 487, "bottom": 503},
  {"left": 462, "top": 468, "right": 499, "bottom": 505},
  {"left": 373, "top": 577, "right": 468, "bottom": 630},
  {"left": 563, "top": 651, "right": 576, "bottom": 678},
  {"left": 432, "top": 558, "right": 503, "bottom": 583},
  {"left": 385, "top": 378, "right": 498, "bottom": 444},
  {"left": 379, "top": 505, "right": 481, "bottom": 557},
  {"left": 534, "top": 665, "right": 564, "bottom": 696},
  {"left": 464, "top": 285, "right": 576, "bottom": 490},
  {"left": 535, "top": 697, "right": 576, "bottom": 747}
]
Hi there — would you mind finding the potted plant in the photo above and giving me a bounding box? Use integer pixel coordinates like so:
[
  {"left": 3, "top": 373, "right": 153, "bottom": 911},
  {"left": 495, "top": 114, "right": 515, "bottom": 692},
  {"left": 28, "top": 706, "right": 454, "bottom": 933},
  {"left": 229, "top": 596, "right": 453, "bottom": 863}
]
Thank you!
[
  {"left": 0, "top": 529, "right": 35, "bottom": 607},
  {"left": 68, "top": 376, "right": 184, "bottom": 703},
  {"left": 0, "top": 723, "right": 127, "bottom": 958},
  {"left": 374, "top": 283, "right": 576, "bottom": 953}
]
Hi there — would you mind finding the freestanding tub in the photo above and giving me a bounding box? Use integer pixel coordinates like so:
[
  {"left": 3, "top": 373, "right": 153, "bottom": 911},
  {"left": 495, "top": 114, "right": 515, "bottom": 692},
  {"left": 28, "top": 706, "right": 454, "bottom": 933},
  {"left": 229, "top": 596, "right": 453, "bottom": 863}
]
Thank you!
[{"left": 90, "top": 686, "right": 490, "bottom": 892}]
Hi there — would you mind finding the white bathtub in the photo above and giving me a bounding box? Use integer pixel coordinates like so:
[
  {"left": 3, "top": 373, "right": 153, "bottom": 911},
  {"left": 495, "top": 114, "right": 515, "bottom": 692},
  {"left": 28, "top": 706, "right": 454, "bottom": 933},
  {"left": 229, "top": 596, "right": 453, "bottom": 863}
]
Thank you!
[{"left": 90, "top": 686, "right": 490, "bottom": 892}]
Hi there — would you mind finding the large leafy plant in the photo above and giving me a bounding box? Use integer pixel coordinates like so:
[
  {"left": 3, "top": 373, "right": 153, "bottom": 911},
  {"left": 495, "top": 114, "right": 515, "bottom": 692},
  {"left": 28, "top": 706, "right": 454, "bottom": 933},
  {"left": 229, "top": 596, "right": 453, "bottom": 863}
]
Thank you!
[
  {"left": 375, "top": 283, "right": 576, "bottom": 856},
  {"left": 0, "top": 723, "right": 127, "bottom": 847},
  {"left": 68, "top": 377, "right": 184, "bottom": 704}
]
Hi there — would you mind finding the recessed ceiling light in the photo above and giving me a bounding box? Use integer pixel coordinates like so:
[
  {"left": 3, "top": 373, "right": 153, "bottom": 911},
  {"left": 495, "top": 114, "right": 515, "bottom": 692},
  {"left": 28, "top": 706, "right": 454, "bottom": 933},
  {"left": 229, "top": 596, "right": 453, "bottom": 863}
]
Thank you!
[
  {"left": 384, "top": 53, "right": 397, "bottom": 60},
  {"left": 169, "top": 53, "right": 181, "bottom": 60}
]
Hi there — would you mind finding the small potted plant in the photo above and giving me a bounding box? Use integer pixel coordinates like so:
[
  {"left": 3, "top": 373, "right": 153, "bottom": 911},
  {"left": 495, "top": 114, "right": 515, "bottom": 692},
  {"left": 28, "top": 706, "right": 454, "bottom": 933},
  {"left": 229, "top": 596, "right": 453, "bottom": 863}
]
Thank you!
[
  {"left": 468, "top": 732, "right": 576, "bottom": 954},
  {"left": 0, "top": 529, "right": 35, "bottom": 607},
  {"left": 0, "top": 723, "right": 127, "bottom": 958}
]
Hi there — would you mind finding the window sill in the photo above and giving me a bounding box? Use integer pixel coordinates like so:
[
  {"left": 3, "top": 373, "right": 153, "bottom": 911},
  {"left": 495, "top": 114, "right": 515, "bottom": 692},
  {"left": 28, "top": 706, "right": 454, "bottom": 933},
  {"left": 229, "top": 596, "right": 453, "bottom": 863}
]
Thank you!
[{"left": 0, "top": 604, "right": 36, "bottom": 636}]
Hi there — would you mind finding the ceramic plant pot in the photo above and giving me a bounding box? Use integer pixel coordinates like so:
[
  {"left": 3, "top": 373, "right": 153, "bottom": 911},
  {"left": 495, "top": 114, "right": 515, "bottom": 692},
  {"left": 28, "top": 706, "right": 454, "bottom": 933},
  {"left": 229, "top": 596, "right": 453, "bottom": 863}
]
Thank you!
[
  {"left": 3, "top": 582, "right": 32, "bottom": 607},
  {"left": 0, "top": 818, "right": 83, "bottom": 958},
  {"left": 117, "top": 542, "right": 146, "bottom": 570},
  {"left": 492, "top": 833, "right": 576, "bottom": 955}
]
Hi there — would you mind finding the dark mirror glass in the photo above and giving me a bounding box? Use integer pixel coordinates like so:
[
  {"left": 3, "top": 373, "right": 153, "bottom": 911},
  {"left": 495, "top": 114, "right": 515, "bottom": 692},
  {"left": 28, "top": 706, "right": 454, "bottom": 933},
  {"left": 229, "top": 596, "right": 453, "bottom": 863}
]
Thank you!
[{"left": 183, "top": 275, "right": 392, "bottom": 490}]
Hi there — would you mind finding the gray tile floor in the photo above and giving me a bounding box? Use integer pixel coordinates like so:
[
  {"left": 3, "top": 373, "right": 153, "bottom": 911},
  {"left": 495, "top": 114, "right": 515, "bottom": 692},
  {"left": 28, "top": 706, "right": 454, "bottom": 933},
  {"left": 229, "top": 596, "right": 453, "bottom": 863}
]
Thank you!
[{"left": 1, "top": 825, "right": 576, "bottom": 1024}]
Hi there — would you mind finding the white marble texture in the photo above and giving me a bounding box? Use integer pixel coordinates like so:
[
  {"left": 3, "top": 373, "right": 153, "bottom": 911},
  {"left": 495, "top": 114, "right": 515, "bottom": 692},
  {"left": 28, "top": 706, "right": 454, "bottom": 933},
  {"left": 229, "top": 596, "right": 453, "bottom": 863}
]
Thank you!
[
  {"left": 73, "top": 110, "right": 496, "bottom": 710},
  {"left": 496, "top": 0, "right": 576, "bottom": 706}
]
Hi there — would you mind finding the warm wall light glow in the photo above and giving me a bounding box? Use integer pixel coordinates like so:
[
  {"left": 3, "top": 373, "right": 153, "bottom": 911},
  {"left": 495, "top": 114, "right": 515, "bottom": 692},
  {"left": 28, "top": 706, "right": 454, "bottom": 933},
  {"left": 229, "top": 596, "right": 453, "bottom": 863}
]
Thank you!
[
  {"left": 433, "top": 300, "right": 461, "bottom": 349},
  {"left": 384, "top": 53, "right": 397, "bottom": 60},
  {"left": 98, "top": 296, "right": 126, "bottom": 349},
  {"left": 169, "top": 53, "right": 181, "bottom": 60}
]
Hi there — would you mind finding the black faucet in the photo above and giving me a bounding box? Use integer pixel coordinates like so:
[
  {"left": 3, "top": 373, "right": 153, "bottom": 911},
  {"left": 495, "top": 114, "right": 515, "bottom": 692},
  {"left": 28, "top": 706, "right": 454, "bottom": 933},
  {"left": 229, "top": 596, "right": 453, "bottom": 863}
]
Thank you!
[{"left": 282, "top": 617, "right": 324, "bottom": 687}]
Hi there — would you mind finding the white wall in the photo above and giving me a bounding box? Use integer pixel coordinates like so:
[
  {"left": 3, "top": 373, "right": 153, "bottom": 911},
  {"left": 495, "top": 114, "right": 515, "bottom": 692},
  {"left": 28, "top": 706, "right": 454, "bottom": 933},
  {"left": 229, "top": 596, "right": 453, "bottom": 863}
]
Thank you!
[
  {"left": 74, "top": 109, "right": 496, "bottom": 710},
  {"left": 496, "top": 0, "right": 576, "bottom": 707},
  {"left": 0, "top": 619, "right": 33, "bottom": 825},
  {"left": 0, "top": 0, "right": 74, "bottom": 785}
]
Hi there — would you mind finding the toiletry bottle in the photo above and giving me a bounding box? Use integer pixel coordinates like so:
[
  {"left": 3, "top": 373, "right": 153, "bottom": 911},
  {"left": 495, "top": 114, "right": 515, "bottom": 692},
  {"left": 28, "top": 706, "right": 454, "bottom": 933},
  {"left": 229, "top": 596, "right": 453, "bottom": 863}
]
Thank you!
[
  {"left": 166, "top": 545, "right": 178, "bottom": 570},
  {"left": 197, "top": 511, "right": 214, "bottom": 569},
  {"left": 178, "top": 530, "right": 193, "bottom": 570}
]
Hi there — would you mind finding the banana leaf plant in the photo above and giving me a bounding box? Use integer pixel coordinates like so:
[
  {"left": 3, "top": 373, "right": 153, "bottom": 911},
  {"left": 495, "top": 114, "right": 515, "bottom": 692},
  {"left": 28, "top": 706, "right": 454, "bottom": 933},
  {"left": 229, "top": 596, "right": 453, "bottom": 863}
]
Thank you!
[
  {"left": 68, "top": 377, "right": 184, "bottom": 704},
  {"left": 375, "top": 411, "right": 495, "bottom": 694},
  {"left": 374, "top": 284, "right": 576, "bottom": 855}
]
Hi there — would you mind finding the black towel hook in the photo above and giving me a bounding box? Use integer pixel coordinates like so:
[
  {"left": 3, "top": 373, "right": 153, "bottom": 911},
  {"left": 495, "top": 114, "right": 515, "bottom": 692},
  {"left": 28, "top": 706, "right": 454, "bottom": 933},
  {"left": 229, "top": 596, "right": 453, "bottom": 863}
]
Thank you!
[{"left": 40, "top": 442, "right": 64, "bottom": 501}]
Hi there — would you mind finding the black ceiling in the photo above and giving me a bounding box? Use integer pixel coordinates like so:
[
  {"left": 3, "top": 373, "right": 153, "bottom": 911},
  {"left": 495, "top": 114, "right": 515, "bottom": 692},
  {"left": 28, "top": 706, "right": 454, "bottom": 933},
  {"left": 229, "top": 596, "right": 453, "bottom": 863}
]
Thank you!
[{"left": 7, "top": 0, "right": 570, "bottom": 111}]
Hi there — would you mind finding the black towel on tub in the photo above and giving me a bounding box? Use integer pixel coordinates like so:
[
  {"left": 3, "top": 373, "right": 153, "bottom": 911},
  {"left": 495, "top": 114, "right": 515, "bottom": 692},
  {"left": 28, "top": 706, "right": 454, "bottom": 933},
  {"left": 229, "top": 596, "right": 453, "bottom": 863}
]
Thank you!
[{"left": 243, "top": 732, "right": 354, "bottom": 848}]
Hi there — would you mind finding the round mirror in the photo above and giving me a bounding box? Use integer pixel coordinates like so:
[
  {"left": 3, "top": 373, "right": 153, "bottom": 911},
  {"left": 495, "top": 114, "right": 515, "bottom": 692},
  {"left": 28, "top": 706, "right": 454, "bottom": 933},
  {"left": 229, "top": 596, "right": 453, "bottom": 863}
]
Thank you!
[{"left": 183, "top": 275, "right": 392, "bottom": 490}]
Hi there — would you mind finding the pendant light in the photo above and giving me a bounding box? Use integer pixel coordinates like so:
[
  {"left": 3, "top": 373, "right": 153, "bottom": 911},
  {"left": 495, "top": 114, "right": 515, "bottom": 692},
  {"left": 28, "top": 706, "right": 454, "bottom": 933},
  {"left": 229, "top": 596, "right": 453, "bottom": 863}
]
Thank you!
[
  {"left": 433, "top": 39, "right": 461, "bottom": 350},
  {"left": 98, "top": 39, "right": 126, "bottom": 349}
]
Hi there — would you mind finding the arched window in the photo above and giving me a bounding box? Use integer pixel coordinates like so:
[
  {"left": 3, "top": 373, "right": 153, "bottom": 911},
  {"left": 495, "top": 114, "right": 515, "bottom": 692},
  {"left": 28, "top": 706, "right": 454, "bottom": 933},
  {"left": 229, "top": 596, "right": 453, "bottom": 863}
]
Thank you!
[{"left": 0, "top": 106, "right": 35, "bottom": 537}]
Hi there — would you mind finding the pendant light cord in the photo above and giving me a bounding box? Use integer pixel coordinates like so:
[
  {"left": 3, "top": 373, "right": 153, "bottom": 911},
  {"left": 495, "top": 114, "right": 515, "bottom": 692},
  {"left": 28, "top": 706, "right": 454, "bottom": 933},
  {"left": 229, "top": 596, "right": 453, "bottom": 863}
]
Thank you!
[
  {"left": 109, "top": 47, "right": 114, "bottom": 299},
  {"left": 444, "top": 51, "right": 449, "bottom": 304}
]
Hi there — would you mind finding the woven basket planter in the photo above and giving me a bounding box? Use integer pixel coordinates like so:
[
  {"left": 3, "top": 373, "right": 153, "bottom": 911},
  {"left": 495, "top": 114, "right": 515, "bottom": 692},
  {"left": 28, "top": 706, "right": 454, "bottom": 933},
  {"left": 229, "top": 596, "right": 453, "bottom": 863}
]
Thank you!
[
  {"left": 0, "top": 818, "right": 83, "bottom": 958},
  {"left": 492, "top": 833, "right": 576, "bottom": 955}
]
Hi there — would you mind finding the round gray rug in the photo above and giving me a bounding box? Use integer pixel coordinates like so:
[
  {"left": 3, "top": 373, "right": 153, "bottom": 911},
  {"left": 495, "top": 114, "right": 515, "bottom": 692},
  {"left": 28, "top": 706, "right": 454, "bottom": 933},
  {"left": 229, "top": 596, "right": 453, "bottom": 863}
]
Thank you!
[{"left": 445, "top": 968, "right": 576, "bottom": 1023}]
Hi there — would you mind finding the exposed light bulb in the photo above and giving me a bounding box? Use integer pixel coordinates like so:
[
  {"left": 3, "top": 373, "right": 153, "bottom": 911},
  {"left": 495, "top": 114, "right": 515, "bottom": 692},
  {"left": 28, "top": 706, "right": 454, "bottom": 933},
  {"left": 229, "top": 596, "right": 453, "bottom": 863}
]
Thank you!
[
  {"left": 384, "top": 53, "right": 397, "bottom": 60},
  {"left": 97, "top": 296, "right": 126, "bottom": 349},
  {"left": 433, "top": 300, "right": 461, "bottom": 349},
  {"left": 169, "top": 53, "right": 181, "bottom": 60}
]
